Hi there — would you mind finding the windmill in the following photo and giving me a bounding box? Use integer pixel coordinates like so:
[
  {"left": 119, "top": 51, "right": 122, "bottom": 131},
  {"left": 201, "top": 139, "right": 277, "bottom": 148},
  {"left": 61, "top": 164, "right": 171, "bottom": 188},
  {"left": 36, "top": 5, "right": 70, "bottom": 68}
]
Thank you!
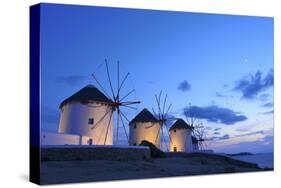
[
  {"left": 90, "top": 59, "right": 141, "bottom": 145},
  {"left": 146, "top": 91, "right": 177, "bottom": 151},
  {"left": 183, "top": 105, "right": 207, "bottom": 150}
]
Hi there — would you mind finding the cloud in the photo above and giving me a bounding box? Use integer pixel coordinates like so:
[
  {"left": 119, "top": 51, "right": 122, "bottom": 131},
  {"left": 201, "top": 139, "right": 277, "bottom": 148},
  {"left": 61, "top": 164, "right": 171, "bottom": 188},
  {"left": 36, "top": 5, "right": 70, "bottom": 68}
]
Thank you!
[
  {"left": 262, "top": 102, "right": 273, "bottom": 108},
  {"left": 264, "top": 110, "right": 274, "bottom": 115},
  {"left": 207, "top": 134, "right": 230, "bottom": 141},
  {"left": 184, "top": 105, "right": 248, "bottom": 125},
  {"left": 215, "top": 136, "right": 273, "bottom": 154},
  {"left": 219, "top": 134, "right": 230, "bottom": 140},
  {"left": 259, "top": 93, "right": 270, "bottom": 101},
  {"left": 236, "top": 130, "right": 265, "bottom": 137},
  {"left": 56, "top": 75, "right": 87, "bottom": 86},
  {"left": 215, "top": 92, "right": 226, "bottom": 98},
  {"left": 213, "top": 132, "right": 220, "bottom": 135},
  {"left": 236, "top": 128, "right": 250, "bottom": 132},
  {"left": 234, "top": 69, "right": 273, "bottom": 99},
  {"left": 178, "top": 80, "right": 191, "bottom": 92},
  {"left": 215, "top": 92, "right": 233, "bottom": 98},
  {"left": 214, "top": 128, "right": 221, "bottom": 131}
]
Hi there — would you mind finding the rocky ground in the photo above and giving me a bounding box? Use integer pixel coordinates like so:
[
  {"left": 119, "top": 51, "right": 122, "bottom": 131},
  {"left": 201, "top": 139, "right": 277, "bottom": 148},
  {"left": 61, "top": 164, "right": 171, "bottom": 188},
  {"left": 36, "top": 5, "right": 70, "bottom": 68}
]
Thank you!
[{"left": 40, "top": 152, "right": 270, "bottom": 185}]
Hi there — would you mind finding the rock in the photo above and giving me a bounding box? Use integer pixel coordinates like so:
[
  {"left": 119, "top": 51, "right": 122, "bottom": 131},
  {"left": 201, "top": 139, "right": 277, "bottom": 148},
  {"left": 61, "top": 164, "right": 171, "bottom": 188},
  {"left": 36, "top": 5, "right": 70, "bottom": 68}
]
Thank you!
[{"left": 139, "top": 140, "right": 166, "bottom": 158}]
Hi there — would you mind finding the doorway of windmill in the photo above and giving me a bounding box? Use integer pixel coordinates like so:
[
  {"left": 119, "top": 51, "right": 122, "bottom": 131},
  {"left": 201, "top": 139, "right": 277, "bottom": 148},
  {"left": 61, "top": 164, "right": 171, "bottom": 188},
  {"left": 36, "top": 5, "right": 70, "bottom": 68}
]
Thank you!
[{"left": 173, "top": 147, "right": 177, "bottom": 152}]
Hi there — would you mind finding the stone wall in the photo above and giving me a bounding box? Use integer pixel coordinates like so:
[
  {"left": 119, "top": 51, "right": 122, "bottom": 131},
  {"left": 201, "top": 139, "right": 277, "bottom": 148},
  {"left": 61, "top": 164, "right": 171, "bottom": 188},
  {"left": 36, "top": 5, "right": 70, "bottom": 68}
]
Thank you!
[{"left": 41, "top": 145, "right": 151, "bottom": 161}]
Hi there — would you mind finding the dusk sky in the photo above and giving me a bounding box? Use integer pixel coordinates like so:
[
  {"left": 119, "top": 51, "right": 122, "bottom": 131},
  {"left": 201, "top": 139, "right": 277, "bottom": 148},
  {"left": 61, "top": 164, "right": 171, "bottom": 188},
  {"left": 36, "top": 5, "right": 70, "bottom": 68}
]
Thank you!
[{"left": 40, "top": 3, "right": 274, "bottom": 154}]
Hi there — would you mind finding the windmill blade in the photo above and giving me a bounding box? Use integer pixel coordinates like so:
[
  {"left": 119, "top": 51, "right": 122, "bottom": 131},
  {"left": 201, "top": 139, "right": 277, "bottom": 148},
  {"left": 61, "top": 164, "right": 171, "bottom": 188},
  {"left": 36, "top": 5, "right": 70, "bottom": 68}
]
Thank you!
[
  {"left": 165, "top": 104, "right": 172, "bottom": 117},
  {"left": 152, "top": 107, "right": 158, "bottom": 119},
  {"left": 117, "top": 61, "right": 120, "bottom": 99},
  {"left": 104, "top": 109, "right": 114, "bottom": 145},
  {"left": 163, "top": 94, "right": 168, "bottom": 116},
  {"left": 164, "top": 122, "right": 173, "bottom": 144},
  {"left": 116, "top": 108, "right": 120, "bottom": 144},
  {"left": 121, "top": 105, "right": 138, "bottom": 110},
  {"left": 119, "top": 110, "right": 131, "bottom": 123},
  {"left": 121, "top": 101, "right": 141, "bottom": 105},
  {"left": 91, "top": 73, "right": 111, "bottom": 99},
  {"left": 118, "top": 72, "right": 130, "bottom": 94},
  {"left": 155, "top": 93, "right": 162, "bottom": 115},
  {"left": 161, "top": 126, "right": 169, "bottom": 151},
  {"left": 90, "top": 107, "right": 111, "bottom": 130},
  {"left": 155, "top": 126, "right": 161, "bottom": 143},
  {"left": 119, "top": 110, "right": 129, "bottom": 142},
  {"left": 120, "top": 89, "right": 136, "bottom": 101},
  {"left": 105, "top": 59, "right": 116, "bottom": 100}
]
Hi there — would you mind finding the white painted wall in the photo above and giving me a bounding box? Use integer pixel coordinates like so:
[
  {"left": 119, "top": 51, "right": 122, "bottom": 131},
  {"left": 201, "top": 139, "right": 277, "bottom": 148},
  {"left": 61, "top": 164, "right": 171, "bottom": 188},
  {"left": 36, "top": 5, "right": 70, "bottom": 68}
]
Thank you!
[
  {"left": 169, "top": 128, "right": 193, "bottom": 152},
  {"left": 129, "top": 122, "right": 161, "bottom": 149},
  {"left": 41, "top": 132, "right": 91, "bottom": 145},
  {"left": 58, "top": 101, "right": 114, "bottom": 145}
]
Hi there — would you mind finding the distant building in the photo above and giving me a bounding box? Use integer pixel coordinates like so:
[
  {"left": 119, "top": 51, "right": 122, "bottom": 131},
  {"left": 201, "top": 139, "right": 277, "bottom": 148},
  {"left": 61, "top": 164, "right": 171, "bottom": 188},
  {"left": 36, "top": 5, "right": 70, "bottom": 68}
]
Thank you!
[
  {"left": 41, "top": 85, "right": 114, "bottom": 145},
  {"left": 129, "top": 108, "right": 161, "bottom": 149},
  {"left": 169, "top": 119, "right": 193, "bottom": 152}
]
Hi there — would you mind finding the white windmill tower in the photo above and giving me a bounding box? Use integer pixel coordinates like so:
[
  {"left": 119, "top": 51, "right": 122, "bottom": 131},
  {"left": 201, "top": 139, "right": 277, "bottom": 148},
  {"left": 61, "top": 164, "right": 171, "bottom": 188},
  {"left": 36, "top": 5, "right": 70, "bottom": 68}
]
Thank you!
[
  {"left": 169, "top": 119, "right": 193, "bottom": 152},
  {"left": 58, "top": 85, "right": 114, "bottom": 145},
  {"left": 144, "top": 91, "right": 178, "bottom": 151},
  {"left": 128, "top": 108, "right": 160, "bottom": 148},
  {"left": 59, "top": 59, "right": 140, "bottom": 145}
]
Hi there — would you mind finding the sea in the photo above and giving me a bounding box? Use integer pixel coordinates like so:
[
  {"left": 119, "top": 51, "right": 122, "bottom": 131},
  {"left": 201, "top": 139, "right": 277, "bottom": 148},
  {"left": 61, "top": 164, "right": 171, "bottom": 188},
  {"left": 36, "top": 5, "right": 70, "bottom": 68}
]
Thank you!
[{"left": 231, "top": 152, "right": 273, "bottom": 169}]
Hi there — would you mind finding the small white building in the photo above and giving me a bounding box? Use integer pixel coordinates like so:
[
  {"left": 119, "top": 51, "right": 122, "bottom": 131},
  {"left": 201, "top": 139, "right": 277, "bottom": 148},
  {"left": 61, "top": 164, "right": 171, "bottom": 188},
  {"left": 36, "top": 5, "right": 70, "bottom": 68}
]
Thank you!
[
  {"left": 169, "top": 119, "right": 193, "bottom": 153},
  {"left": 129, "top": 108, "right": 161, "bottom": 149},
  {"left": 41, "top": 85, "right": 114, "bottom": 146}
]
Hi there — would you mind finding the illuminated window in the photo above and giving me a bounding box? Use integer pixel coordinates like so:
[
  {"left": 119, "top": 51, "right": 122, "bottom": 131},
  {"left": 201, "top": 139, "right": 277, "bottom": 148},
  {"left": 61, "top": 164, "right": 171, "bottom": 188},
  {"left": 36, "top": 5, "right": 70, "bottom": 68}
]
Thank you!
[{"left": 88, "top": 118, "right": 94, "bottom": 125}]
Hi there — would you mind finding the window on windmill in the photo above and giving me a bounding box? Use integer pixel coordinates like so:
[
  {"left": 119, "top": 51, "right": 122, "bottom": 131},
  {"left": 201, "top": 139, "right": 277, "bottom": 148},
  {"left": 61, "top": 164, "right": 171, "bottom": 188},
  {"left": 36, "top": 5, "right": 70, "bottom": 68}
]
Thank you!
[
  {"left": 88, "top": 139, "right": 93, "bottom": 145},
  {"left": 134, "top": 124, "right": 137, "bottom": 128},
  {"left": 88, "top": 118, "right": 94, "bottom": 125},
  {"left": 174, "top": 129, "right": 176, "bottom": 133}
]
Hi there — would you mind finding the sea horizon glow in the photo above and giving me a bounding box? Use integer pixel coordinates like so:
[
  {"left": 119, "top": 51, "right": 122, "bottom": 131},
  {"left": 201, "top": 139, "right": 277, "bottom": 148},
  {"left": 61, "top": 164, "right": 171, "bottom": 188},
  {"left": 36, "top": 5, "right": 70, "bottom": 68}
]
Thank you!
[{"left": 40, "top": 3, "right": 274, "bottom": 154}]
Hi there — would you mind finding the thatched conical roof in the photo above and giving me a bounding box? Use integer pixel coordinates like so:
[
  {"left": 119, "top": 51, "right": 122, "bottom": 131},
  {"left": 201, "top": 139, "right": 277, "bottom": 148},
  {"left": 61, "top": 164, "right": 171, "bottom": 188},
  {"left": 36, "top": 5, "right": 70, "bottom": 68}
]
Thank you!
[
  {"left": 169, "top": 119, "right": 193, "bottom": 131},
  {"left": 59, "top": 85, "right": 112, "bottom": 108},
  {"left": 129, "top": 108, "right": 158, "bottom": 124}
]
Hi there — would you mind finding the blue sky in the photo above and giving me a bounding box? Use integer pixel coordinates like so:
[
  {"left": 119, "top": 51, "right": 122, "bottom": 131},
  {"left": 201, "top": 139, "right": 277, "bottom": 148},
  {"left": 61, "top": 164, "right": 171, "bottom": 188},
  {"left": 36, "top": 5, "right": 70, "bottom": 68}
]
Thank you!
[{"left": 40, "top": 3, "right": 274, "bottom": 153}]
